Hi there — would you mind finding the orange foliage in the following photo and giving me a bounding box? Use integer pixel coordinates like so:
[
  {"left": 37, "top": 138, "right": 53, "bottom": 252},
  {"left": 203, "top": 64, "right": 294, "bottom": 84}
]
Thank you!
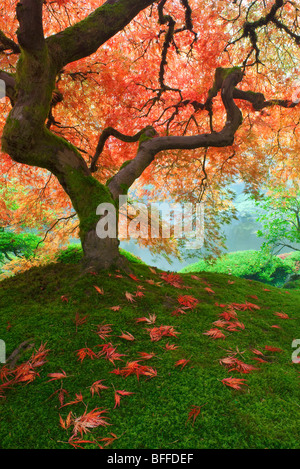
[{"left": 0, "top": 0, "right": 299, "bottom": 266}]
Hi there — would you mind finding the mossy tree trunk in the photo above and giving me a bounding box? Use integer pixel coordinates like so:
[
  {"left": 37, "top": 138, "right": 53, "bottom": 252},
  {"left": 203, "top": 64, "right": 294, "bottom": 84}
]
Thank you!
[{"left": 1, "top": 0, "right": 157, "bottom": 271}]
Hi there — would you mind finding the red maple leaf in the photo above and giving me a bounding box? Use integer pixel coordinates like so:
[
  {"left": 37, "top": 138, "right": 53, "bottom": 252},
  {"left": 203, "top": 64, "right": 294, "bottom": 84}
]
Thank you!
[
  {"left": 72, "top": 408, "right": 111, "bottom": 437},
  {"left": 119, "top": 330, "right": 135, "bottom": 341},
  {"left": 113, "top": 389, "right": 134, "bottom": 408},
  {"left": 160, "top": 273, "right": 184, "bottom": 288},
  {"left": 94, "top": 285, "right": 104, "bottom": 295},
  {"left": 265, "top": 345, "right": 283, "bottom": 352},
  {"left": 204, "top": 287, "right": 215, "bottom": 295},
  {"left": 148, "top": 325, "right": 180, "bottom": 342},
  {"left": 76, "top": 348, "right": 98, "bottom": 362},
  {"left": 203, "top": 328, "right": 225, "bottom": 340},
  {"left": 175, "top": 358, "right": 190, "bottom": 369},
  {"left": 274, "top": 312, "right": 290, "bottom": 319},
  {"left": 186, "top": 404, "right": 206, "bottom": 426},
  {"left": 177, "top": 295, "right": 199, "bottom": 309},
  {"left": 90, "top": 380, "right": 109, "bottom": 397},
  {"left": 47, "top": 370, "right": 68, "bottom": 382},
  {"left": 221, "top": 377, "right": 248, "bottom": 390}
]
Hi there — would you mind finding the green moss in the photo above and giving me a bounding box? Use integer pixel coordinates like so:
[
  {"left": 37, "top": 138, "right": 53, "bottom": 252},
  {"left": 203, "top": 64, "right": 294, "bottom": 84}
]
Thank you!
[
  {"left": 138, "top": 126, "right": 157, "bottom": 149},
  {"left": 2, "top": 44, "right": 58, "bottom": 163},
  {"left": 119, "top": 160, "right": 131, "bottom": 170},
  {"left": 0, "top": 261, "right": 300, "bottom": 448},
  {"left": 119, "top": 183, "right": 129, "bottom": 195},
  {"left": 208, "top": 67, "right": 243, "bottom": 98},
  {"left": 245, "top": 90, "right": 259, "bottom": 96},
  {"left": 218, "top": 66, "right": 242, "bottom": 79},
  {"left": 47, "top": 1, "right": 128, "bottom": 65},
  {"left": 43, "top": 127, "right": 79, "bottom": 153},
  {"left": 16, "top": 47, "right": 56, "bottom": 101},
  {"left": 64, "top": 166, "right": 115, "bottom": 242},
  {"left": 55, "top": 243, "right": 145, "bottom": 265},
  {"left": 138, "top": 135, "right": 153, "bottom": 145},
  {"left": 105, "top": 176, "right": 114, "bottom": 186}
]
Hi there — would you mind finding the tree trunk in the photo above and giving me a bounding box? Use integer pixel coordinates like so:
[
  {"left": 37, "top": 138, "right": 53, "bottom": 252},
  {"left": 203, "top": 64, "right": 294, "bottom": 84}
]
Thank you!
[
  {"left": 1, "top": 47, "right": 126, "bottom": 271},
  {"left": 82, "top": 229, "right": 123, "bottom": 271},
  {"left": 1, "top": 0, "right": 157, "bottom": 272},
  {"left": 49, "top": 149, "right": 126, "bottom": 271},
  {"left": 39, "top": 144, "right": 128, "bottom": 271}
]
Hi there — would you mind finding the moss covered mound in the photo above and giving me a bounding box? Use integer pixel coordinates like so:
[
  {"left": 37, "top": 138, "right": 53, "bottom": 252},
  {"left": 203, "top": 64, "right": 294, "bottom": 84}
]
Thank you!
[{"left": 0, "top": 260, "right": 300, "bottom": 449}]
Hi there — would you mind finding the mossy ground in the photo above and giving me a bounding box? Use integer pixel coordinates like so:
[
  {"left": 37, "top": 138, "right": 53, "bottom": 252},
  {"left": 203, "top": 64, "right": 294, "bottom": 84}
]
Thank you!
[{"left": 0, "top": 256, "right": 300, "bottom": 449}]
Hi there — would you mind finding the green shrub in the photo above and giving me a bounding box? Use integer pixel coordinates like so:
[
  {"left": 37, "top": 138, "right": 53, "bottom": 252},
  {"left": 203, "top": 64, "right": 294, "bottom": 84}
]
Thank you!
[
  {"left": 0, "top": 229, "right": 41, "bottom": 265},
  {"left": 282, "top": 251, "right": 300, "bottom": 270},
  {"left": 283, "top": 273, "right": 300, "bottom": 289},
  {"left": 180, "top": 250, "right": 293, "bottom": 286}
]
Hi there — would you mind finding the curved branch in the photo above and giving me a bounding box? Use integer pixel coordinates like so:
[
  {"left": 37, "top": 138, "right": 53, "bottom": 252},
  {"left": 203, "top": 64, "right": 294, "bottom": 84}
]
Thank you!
[
  {"left": 90, "top": 125, "right": 157, "bottom": 172},
  {"left": 179, "top": 85, "right": 299, "bottom": 113},
  {"left": 272, "top": 17, "right": 300, "bottom": 44},
  {"left": 0, "top": 30, "right": 20, "bottom": 54},
  {"left": 47, "top": 0, "right": 154, "bottom": 70},
  {"left": 108, "top": 68, "right": 244, "bottom": 199},
  {"left": 34, "top": 213, "right": 77, "bottom": 252},
  {"left": 232, "top": 88, "right": 298, "bottom": 110},
  {"left": 242, "top": 0, "right": 284, "bottom": 38},
  {"left": 109, "top": 66, "right": 299, "bottom": 198}
]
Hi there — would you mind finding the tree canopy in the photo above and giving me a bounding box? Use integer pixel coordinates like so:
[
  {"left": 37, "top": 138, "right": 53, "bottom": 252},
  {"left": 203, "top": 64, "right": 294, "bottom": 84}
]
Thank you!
[{"left": 0, "top": 0, "right": 299, "bottom": 271}]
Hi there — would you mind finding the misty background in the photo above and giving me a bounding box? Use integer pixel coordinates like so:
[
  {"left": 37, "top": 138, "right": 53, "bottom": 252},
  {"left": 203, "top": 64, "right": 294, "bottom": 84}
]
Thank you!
[{"left": 120, "top": 183, "right": 267, "bottom": 271}]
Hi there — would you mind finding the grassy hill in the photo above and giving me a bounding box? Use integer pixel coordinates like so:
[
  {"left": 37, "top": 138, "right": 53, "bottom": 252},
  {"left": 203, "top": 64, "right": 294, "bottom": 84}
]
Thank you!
[{"left": 0, "top": 254, "right": 300, "bottom": 449}]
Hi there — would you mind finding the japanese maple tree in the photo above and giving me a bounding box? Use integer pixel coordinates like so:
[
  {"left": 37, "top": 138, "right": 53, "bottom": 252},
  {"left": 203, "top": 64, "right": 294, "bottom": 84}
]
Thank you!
[{"left": 0, "top": 0, "right": 299, "bottom": 271}]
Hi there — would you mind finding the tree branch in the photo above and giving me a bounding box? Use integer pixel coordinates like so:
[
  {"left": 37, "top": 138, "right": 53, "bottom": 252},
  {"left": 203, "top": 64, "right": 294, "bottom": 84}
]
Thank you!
[
  {"left": 34, "top": 213, "right": 77, "bottom": 252},
  {"left": 241, "top": 0, "right": 284, "bottom": 63},
  {"left": 16, "top": 0, "right": 45, "bottom": 52},
  {"left": 0, "top": 71, "right": 16, "bottom": 104},
  {"left": 0, "top": 30, "right": 20, "bottom": 54},
  {"left": 107, "top": 68, "right": 244, "bottom": 199},
  {"left": 271, "top": 16, "right": 300, "bottom": 44},
  {"left": 232, "top": 88, "right": 298, "bottom": 110},
  {"left": 273, "top": 242, "right": 300, "bottom": 252},
  {"left": 226, "top": 0, "right": 300, "bottom": 66},
  {"left": 47, "top": 0, "right": 155, "bottom": 69},
  {"left": 181, "top": 85, "right": 299, "bottom": 113},
  {"left": 90, "top": 125, "right": 157, "bottom": 172}
]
